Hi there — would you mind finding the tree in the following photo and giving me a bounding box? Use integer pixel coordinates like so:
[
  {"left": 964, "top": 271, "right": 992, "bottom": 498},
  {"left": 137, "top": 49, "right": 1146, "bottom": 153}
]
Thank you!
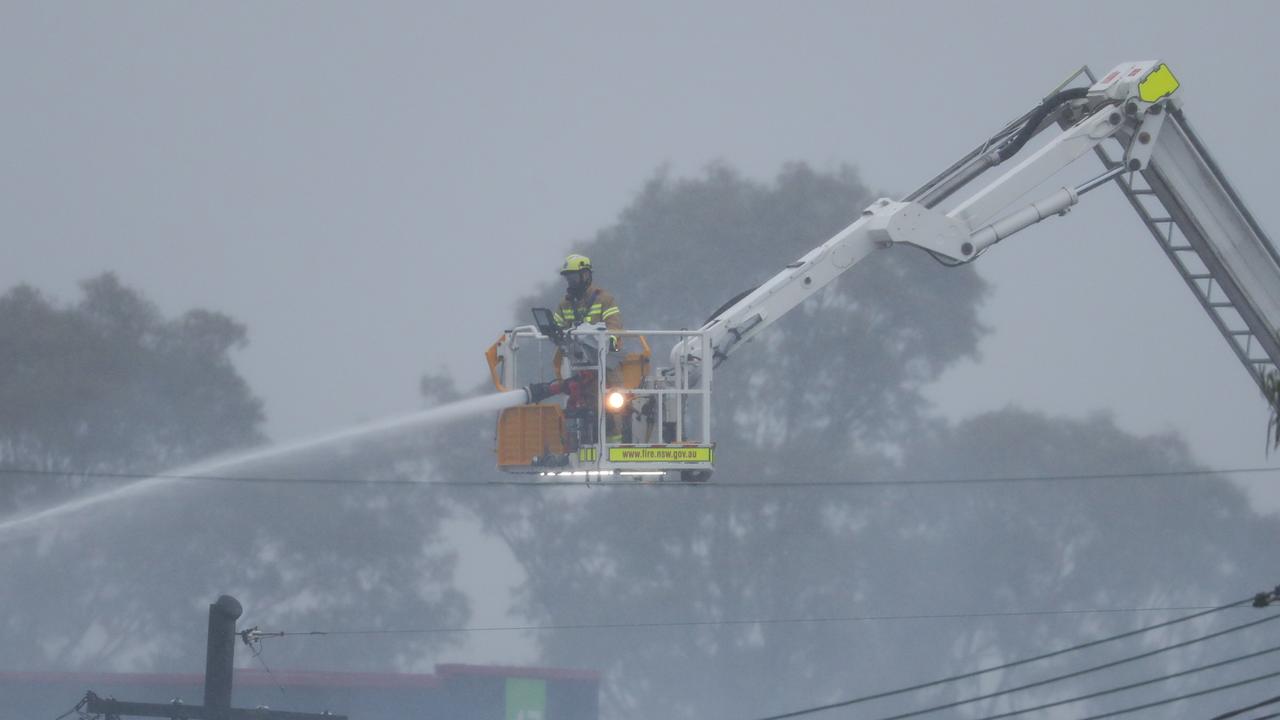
[
  {"left": 437, "top": 163, "right": 992, "bottom": 716},
  {"left": 0, "top": 274, "right": 265, "bottom": 515},
  {"left": 0, "top": 276, "right": 467, "bottom": 676},
  {"left": 880, "top": 409, "right": 1280, "bottom": 719},
  {"left": 427, "top": 164, "right": 1279, "bottom": 719}
]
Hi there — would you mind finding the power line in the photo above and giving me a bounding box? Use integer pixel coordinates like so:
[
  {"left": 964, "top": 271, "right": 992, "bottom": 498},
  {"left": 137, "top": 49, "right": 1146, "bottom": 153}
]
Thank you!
[
  {"left": 1211, "top": 694, "right": 1280, "bottom": 720},
  {"left": 243, "top": 604, "right": 1243, "bottom": 640},
  {"left": 51, "top": 695, "right": 89, "bottom": 720},
  {"left": 249, "top": 596, "right": 1279, "bottom": 720},
  {"left": 747, "top": 596, "right": 1257, "bottom": 720},
  {"left": 1074, "top": 668, "right": 1280, "bottom": 720},
  {"left": 967, "top": 643, "right": 1280, "bottom": 720},
  {"left": 2, "top": 464, "right": 1279, "bottom": 489},
  {"left": 239, "top": 630, "right": 288, "bottom": 699},
  {"left": 874, "top": 614, "right": 1280, "bottom": 720}
]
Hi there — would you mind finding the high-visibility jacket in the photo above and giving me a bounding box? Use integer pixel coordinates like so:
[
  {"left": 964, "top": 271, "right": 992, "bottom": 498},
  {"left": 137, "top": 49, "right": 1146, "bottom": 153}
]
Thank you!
[
  {"left": 553, "top": 285, "right": 622, "bottom": 332},
  {"left": 554, "top": 285, "right": 623, "bottom": 352}
]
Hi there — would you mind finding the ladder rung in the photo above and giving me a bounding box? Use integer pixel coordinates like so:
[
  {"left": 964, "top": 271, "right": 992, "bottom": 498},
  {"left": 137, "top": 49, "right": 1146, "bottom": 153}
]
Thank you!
[
  {"left": 1147, "top": 217, "right": 1174, "bottom": 224},
  {"left": 1188, "top": 273, "right": 1213, "bottom": 280},
  {"left": 1129, "top": 189, "right": 1157, "bottom": 196},
  {"left": 1169, "top": 245, "right": 1194, "bottom": 252},
  {"left": 1230, "top": 330, "right": 1252, "bottom": 336},
  {"left": 1209, "top": 301, "right": 1233, "bottom": 308}
]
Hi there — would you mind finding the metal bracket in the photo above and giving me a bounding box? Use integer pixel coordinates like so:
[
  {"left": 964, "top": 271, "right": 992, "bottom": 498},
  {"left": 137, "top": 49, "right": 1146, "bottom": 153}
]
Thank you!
[{"left": 1122, "top": 102, "right": 1169, "bottom": 172}]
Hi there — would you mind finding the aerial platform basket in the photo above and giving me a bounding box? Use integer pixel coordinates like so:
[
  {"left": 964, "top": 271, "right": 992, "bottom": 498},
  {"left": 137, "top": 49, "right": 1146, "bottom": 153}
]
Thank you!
[{"left": 487, "top": 320, "right": 715, "bottom": 482}]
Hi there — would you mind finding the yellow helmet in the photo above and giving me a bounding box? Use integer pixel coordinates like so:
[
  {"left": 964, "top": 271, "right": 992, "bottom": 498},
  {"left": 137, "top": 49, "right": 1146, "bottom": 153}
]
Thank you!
[{"left": 560, "top": 254, "right": 592, "bottom": 274}]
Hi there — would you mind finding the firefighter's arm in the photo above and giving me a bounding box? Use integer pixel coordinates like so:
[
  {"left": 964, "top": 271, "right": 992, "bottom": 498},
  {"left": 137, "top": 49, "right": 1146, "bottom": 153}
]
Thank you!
[{"left": 601, "top": 297, "right": 623, "bottom": 350}]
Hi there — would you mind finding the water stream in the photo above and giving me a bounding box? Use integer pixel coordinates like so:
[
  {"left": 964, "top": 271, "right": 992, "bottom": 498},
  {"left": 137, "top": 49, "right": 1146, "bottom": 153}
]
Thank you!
[{"left": 0, "top": 389, "right": 528, "bottom": 537}]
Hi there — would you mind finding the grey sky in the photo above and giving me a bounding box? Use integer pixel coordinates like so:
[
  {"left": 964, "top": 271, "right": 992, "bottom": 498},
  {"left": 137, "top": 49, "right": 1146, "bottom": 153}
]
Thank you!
[{"left": 3, "top": 0, "right": 1278, "bottom": 514}]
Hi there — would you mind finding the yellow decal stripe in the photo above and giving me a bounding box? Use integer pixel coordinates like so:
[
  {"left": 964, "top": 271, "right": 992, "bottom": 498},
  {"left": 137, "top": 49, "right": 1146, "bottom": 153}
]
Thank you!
[{"left": 1139, "top": 63, "right": 1179, "bottom": 103}]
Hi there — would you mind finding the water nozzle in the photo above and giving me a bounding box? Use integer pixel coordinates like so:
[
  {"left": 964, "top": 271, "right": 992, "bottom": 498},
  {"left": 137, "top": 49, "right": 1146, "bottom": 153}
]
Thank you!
[{"left": 525, "top": 381, "right": 556, "bottom": 404}]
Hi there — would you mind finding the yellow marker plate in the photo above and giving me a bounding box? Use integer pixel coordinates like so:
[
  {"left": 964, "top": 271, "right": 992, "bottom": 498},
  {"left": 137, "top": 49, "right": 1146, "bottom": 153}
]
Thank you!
[{"left": 1139, "top": 63, "right": 1179, "bottom": 103}]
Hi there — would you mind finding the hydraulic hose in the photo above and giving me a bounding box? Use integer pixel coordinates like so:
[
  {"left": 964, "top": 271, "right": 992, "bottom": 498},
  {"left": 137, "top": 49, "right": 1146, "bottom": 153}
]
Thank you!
[
  {"left": 995, "top": 86, "right": 1090, "bottom": 162},
  {"left": 703, "top": 286, "right": 759, "bottom": 327},
  {"left": 916, "top": 86, "right": 1092, "bottom": 210}
]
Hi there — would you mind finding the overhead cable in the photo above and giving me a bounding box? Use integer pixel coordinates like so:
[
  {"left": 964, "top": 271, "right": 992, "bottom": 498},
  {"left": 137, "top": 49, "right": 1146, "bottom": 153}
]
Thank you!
[
  {"left": 241, "top": 603, "right": 1246, "bottom": 641},
  {"left": 51, "top": 695, "right": 88, "bottom": 720},
  {"left": 875, "top": 615, "right": 1280, "bottom": 720},
  {"left": 966, "top": 644, "right": 1280, "bottom": 720},
  {"left": 1073, "top": 669, "right": 1280, "bottom": 720},
  {"left": 3, "top": 464, "right": 1280, "bottom": 489},
  {"left": 747, "top": 595, "right": 1258, "bottom": 720},
  {"left": 1210, "top": 694, "right": 1280, "bottom": 720}
]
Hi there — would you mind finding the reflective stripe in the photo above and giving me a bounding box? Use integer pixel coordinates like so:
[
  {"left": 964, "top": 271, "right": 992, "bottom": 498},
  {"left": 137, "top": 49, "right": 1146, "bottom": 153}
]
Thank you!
[{"left": 559, "top": 289, "right": 619, "bottom": 326}]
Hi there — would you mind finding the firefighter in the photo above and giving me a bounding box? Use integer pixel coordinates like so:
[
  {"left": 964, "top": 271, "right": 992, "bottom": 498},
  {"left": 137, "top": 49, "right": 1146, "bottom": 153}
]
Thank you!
[
  {"left": 553, "top": 253, "right": 623, "bottom": 349},
  {"left": 553, "top": 253, "right": 625, "bottom": 444}
]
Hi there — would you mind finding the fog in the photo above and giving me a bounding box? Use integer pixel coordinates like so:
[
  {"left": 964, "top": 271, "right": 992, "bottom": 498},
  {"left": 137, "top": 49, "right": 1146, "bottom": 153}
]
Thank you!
[{"left": 3, "top": 3, "right": 1279, "bottom": 720}]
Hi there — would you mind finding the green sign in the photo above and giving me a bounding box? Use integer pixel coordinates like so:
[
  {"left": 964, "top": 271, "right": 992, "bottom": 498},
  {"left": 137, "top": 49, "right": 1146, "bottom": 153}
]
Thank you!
[
  {"left": 506, "top": 677, "right": 547, "bottom": 720},
  {"left": 608, "top": 445, "right": 713, "bottom": 463}
]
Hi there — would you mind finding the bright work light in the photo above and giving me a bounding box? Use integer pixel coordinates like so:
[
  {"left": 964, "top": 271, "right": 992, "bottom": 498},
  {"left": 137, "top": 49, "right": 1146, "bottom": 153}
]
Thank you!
[{"left": 606, "top": 390, "right": 628, "bottom": 411}]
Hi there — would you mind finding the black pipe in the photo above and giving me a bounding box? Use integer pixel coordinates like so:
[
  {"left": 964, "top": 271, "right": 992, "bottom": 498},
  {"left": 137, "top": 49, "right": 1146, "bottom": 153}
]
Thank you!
[{"left": 203, "top": 595, "right": 243, "bottom": 718}]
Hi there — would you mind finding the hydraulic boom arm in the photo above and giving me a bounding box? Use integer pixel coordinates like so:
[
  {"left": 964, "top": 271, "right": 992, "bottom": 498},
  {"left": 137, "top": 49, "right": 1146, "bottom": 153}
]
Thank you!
[{"left": 678, "top": 60, "right": 1280, "bottom": 400}]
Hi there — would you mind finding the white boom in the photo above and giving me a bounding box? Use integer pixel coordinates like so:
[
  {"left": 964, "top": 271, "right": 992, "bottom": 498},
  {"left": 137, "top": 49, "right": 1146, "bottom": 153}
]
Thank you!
[{"left": 678, "top": 60, "right": 1280, "bottom": 399}]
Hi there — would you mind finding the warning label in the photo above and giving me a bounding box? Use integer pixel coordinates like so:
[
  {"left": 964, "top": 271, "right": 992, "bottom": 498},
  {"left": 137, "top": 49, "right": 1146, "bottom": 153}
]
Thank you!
[{"left": 608, "top": 446, "right": 713, "bottom": 463}]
